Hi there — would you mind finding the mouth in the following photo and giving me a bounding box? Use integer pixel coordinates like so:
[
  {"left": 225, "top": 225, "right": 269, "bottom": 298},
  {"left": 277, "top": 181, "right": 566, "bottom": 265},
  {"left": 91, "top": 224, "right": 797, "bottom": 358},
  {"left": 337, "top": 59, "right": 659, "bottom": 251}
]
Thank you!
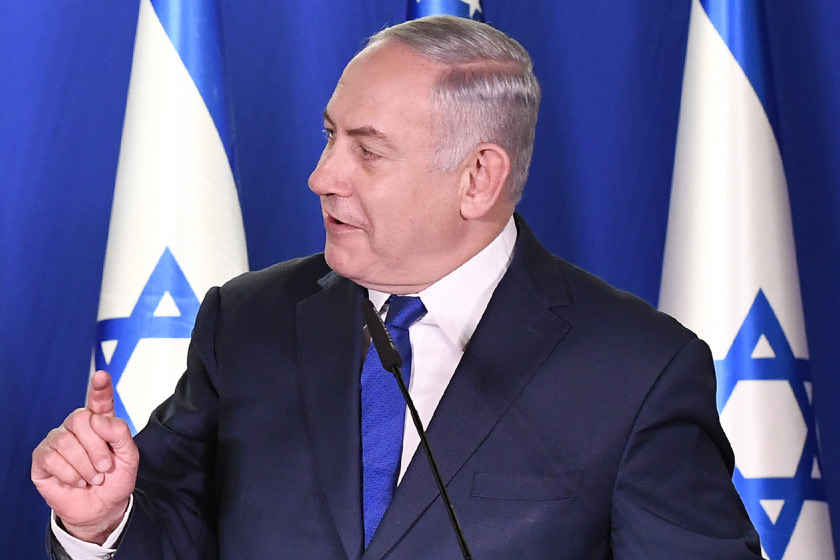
[{"left": 324, "top": 212, "right": 360, "bottom": 231}]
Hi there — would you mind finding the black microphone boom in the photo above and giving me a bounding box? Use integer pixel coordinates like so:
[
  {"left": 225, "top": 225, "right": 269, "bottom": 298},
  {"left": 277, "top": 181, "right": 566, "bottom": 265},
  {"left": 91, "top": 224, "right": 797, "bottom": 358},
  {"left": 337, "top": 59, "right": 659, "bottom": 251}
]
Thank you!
[
  {"left": 362, "top": 300, "right": 403, "bottom": 371},
  {"left": 361, "top": 299, "right": 473, "bottom": 560}
]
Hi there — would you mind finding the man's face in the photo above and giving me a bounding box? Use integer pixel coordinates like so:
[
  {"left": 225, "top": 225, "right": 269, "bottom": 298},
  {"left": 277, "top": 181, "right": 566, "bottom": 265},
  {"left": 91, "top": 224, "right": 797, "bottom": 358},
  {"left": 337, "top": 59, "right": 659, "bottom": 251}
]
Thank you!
[{"left": 308, "top": 41, "right": 469, "bottom": 294}]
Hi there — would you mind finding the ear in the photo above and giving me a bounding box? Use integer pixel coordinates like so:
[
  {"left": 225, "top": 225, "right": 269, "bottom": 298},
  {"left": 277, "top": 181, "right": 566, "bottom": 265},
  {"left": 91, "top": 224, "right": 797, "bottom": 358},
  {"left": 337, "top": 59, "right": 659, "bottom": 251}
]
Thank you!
[{"left": 458, "top": 143, "right": 512, "bottom": 220}]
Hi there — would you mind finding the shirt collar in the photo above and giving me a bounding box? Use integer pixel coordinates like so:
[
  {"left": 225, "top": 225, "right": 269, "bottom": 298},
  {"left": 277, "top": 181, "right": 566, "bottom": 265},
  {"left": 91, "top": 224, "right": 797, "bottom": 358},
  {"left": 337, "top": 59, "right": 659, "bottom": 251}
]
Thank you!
[{"left": 368, "top": 216, "right": 517, "bottom": 350}]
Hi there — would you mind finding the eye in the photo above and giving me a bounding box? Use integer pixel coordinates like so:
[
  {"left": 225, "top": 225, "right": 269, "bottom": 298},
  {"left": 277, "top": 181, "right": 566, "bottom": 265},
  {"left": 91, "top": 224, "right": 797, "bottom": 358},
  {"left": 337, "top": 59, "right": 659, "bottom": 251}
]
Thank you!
[
  {"left": 322, "top": 128, "right": 335, "bottom": 142},
  {"left": 357, "top": 144, "right": 380, "bottom": 161}
]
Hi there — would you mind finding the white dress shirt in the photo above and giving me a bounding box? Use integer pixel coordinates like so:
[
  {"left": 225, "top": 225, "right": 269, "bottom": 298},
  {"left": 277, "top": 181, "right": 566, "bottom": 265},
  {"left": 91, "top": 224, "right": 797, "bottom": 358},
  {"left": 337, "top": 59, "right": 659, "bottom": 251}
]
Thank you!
[{"left": 54, "top": 217, "right": 517, "bottom": 558}]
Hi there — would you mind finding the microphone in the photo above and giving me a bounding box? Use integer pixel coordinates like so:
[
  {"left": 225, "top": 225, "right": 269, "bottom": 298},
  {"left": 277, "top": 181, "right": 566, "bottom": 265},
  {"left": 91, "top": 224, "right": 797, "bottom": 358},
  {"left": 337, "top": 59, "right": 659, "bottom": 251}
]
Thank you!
[{"left": 361, "top": 299, "right": 472, "bottom": 560}]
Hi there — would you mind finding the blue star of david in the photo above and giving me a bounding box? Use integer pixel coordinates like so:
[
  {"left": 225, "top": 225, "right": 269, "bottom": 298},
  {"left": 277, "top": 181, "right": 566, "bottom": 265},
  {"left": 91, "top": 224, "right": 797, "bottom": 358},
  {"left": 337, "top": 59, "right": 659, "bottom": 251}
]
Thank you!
[
  {"left": 715, "top": 289, "right": 826, "bottom": 560},
  {"left": 94, "top": 247, "right": 200, "bottom": 434}
]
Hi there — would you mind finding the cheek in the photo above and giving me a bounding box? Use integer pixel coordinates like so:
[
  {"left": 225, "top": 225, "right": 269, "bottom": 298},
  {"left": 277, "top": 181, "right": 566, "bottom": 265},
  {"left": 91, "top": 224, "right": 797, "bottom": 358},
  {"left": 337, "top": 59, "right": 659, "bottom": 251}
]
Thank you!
[
  {"left": 382, "top": 202, "right": 460, "bottom": 255},
  {"left": 361, "top": 168, "right": 461, "bottom": 250}
]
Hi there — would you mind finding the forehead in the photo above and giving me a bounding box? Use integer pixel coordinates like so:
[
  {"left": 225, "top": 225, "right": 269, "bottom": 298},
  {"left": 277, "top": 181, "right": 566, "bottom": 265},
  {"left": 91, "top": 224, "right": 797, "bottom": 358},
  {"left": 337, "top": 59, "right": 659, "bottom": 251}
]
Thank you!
[{"left": 325, "top": 41, "right": 442, "bottom": 132}]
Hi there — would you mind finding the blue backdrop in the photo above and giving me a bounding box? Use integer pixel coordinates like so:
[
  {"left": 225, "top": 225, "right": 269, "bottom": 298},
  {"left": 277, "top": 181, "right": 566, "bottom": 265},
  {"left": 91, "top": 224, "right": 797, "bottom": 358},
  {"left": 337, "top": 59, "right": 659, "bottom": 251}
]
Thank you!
[{"left": 2, "top": 1, "right": 838, "bottom": 557}]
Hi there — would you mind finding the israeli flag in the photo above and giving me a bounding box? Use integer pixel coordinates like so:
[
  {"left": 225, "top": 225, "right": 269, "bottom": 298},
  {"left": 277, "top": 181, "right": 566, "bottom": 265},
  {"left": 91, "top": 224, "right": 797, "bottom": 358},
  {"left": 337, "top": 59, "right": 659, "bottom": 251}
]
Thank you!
[
  {"left": 659, "top": 1, "right": 833, "bottom": 558},
  {"left": 408, "top": 0, "right": 484, "bottom": 21},
  {"left": 94, "top": 0, "right": 248, "bottom": 434}
]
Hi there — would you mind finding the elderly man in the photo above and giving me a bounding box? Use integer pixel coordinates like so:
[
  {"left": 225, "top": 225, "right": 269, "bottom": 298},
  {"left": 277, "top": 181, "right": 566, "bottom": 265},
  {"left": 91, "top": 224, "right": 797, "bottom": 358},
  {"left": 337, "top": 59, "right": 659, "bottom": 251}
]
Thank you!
[{"left": 33, "top": 15, "right": 761, "bottom": 559}]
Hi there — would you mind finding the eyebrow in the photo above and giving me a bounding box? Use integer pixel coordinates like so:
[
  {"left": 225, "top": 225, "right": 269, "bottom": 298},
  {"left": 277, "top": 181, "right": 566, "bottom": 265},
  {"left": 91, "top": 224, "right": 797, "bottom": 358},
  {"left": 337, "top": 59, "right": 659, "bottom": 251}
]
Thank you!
[{"left": 323, "top": 110, "right": 396, "bottom": 150}]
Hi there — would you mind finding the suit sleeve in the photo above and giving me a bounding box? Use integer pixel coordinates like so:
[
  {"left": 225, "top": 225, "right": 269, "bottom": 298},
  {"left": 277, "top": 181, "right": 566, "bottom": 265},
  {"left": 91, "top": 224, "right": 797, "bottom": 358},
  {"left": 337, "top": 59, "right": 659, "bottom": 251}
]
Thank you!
[
  {"left": 110, "top": 286, "right": 225, "bottom": 560},
  {"left": 610, "top": 337, "right": 763, "bottom": 559}
]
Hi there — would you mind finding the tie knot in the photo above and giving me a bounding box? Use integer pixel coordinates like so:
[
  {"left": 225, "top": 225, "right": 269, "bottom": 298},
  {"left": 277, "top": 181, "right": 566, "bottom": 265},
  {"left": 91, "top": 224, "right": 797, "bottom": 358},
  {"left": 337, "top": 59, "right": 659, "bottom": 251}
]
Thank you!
[{"left": 384, "top": 296, "right": 426, "bottom": 330}]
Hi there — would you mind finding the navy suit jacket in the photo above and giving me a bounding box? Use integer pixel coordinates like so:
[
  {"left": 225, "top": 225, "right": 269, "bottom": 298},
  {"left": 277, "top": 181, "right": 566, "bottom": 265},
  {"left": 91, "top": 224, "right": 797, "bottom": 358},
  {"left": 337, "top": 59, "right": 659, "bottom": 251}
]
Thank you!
[{"left": 51, "top": 216, "right": 760, "bottom": 559}]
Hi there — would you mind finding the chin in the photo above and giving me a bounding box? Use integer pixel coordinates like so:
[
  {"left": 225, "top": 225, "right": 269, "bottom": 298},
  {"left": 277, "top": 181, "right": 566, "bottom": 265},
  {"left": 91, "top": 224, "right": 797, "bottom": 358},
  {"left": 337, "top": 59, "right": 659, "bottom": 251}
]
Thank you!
[
  {"left": 324, "top": 245, "right": 361, "bottom": 280},
  {"left": 324, "top": 250, "right": 389, "bottom": 290}
]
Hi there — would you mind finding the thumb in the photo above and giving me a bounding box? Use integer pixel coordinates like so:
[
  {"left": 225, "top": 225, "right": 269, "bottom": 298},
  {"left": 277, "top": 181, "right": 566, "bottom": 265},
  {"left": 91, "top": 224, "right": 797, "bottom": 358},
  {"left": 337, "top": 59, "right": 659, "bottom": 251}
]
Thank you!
[{"left": 91, "top": 414, "right": 138, "bottom": 463}]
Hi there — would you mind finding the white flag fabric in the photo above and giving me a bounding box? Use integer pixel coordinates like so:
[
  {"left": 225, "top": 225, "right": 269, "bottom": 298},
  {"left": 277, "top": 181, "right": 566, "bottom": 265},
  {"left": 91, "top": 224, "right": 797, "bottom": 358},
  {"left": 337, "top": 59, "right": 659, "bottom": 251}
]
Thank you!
[
  {"left": 95, "top": 0, "right": 248, "bottom": 434},
  {"left": 659, "top": 0, "right": 833, "bottom": 558}
]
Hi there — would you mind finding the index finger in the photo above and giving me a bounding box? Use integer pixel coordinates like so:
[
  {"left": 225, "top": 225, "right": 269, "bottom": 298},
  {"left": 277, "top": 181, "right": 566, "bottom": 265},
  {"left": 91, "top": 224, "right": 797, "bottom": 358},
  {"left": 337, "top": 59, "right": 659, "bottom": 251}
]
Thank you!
[{"left": 86, "top": 370, "right": 115, "bottom": 417}]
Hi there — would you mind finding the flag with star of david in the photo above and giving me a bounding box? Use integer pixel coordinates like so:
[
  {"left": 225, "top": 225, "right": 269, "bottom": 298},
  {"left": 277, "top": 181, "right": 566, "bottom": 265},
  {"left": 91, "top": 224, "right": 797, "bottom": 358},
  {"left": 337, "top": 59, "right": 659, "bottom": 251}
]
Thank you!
[
  {"left": 407, "top": 0, "right": 484, "bottom": 22},
  {"left": 94, "top": 0, "right": 248, "bottom": 434},
  {"left": 658, "top": 1, "right": 834, "bottom": 558}
]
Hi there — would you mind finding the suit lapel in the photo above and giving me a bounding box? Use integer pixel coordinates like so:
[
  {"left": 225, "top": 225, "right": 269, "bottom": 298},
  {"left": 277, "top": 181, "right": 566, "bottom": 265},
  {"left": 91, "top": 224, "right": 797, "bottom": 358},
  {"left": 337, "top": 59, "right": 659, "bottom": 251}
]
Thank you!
[
  {"left": 364, "top": 217, "right": 573, "bottom": 558},
  {"left": 297, "top": 271, "right": 365, "bottom": 559}
]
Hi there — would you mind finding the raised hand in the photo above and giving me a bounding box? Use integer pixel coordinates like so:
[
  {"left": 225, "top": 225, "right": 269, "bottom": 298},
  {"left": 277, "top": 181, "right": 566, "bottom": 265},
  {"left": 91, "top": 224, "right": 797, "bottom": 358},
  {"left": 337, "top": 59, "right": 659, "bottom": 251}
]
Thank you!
[{"left": 31, "top": 370, "right": 139, "bottom": 544}]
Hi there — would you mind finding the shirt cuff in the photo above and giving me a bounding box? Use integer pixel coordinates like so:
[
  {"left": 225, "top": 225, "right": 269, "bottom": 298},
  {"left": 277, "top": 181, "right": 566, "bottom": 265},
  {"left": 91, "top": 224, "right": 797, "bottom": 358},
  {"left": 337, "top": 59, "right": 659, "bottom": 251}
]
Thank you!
[{"left": 51, "top": 494, "right": 133, "bottom": 559}]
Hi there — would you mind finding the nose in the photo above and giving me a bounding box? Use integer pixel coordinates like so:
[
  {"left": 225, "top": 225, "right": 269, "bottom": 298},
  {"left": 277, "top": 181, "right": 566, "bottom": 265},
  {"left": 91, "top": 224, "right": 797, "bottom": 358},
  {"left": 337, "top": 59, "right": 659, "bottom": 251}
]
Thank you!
[{"left": 308, "top": 143, "right": 351, "bottom": 197}]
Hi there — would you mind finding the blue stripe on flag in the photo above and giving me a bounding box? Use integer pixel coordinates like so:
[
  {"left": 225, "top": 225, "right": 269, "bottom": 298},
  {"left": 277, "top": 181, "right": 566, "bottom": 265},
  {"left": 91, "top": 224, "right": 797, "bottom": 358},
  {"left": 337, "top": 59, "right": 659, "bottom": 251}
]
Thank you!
[
  {"left": 149, "top": 0, "right": 234, "bottom": 164},
  {"left": 408, "top": 0, "right": 485, "bottom": 22},
  {"left": 700, "top": 0, "right": 780, "bottom": 134}
]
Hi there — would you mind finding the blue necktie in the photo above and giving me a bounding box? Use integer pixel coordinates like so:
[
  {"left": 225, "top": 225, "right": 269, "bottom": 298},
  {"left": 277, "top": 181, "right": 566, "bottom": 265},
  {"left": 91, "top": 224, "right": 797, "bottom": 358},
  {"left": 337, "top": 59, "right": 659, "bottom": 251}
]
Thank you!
[{"left": 361, "top": 295, "right": 427, "bottom": 547}]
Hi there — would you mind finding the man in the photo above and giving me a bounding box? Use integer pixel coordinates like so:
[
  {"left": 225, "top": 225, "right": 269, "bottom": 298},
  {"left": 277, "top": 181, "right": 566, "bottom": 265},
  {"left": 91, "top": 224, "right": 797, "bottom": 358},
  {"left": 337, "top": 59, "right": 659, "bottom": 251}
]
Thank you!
[{"left": 32, "top": 15, "right": 761, "bottom": 559}]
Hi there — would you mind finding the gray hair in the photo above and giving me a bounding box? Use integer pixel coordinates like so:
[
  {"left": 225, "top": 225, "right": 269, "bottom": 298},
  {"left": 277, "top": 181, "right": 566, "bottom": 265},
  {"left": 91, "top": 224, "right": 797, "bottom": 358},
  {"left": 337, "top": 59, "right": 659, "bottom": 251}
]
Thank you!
[{"left": 367, "top": 16, "right": 541, "bottom": 203}]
